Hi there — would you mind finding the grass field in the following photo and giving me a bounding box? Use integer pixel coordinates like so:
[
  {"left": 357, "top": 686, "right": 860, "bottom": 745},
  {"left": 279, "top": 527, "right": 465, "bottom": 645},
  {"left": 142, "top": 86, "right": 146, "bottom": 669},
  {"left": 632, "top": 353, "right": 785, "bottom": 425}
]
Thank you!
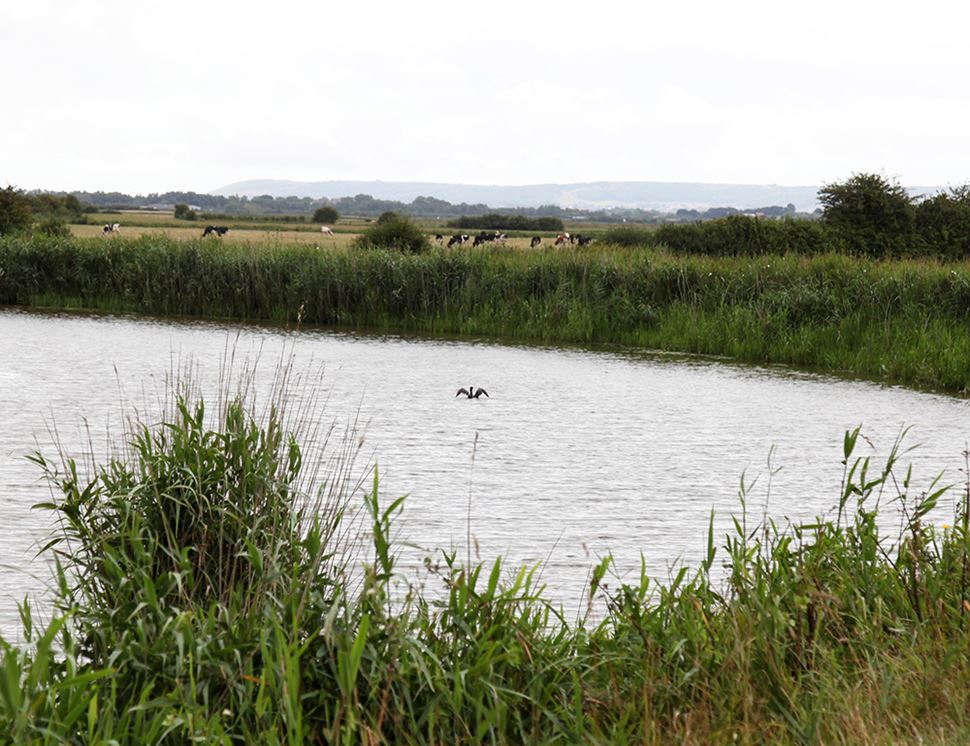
[{"left": 70, "top": 220, "right": 559, "bottom": 251}]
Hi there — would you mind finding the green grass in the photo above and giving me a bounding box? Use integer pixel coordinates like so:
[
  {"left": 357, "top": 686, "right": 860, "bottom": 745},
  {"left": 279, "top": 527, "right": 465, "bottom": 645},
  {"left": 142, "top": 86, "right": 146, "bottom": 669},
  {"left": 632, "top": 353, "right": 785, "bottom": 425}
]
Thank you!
[
  {"left": 3, "top": 372, "right": 970, "bottom": 743},
  {"left": 4, "top": 235, "right": 970, "bottom": 392}
]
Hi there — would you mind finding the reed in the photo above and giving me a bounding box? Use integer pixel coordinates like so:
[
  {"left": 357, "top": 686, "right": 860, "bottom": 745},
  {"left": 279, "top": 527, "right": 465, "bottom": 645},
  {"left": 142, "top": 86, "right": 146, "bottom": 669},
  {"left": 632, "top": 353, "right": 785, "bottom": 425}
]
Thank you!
[
  {"left": 3, "top": 370, "right": 970, "bottom": 743},
  {"left": 3, "top": 235, "right": 970, "bottom": 391}
]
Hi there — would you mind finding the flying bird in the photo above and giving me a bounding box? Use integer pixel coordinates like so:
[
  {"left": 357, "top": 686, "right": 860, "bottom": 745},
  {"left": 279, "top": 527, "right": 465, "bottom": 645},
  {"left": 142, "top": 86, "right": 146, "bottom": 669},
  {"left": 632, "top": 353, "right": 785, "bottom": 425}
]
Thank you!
[{"left": 456, "top": 386, "right": 489, "bottom": 399}]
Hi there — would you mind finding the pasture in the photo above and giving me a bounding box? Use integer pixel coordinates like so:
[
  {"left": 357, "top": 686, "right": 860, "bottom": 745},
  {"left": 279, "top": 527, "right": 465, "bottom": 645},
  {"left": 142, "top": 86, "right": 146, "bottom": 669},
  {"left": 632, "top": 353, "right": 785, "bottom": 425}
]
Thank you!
[{"left": 70, "top": 220, "right": 562, "bottom": 251}]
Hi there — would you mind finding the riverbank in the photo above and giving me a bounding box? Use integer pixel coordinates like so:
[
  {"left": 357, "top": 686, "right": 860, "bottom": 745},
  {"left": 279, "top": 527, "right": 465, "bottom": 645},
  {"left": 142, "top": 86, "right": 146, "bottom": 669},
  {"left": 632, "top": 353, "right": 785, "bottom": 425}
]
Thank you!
[
  {"left": 3, "top": 381, "right": 969, "bottom": 744},
  {"left": 3, "top": 235, "right": 970, "bottom": 392}
]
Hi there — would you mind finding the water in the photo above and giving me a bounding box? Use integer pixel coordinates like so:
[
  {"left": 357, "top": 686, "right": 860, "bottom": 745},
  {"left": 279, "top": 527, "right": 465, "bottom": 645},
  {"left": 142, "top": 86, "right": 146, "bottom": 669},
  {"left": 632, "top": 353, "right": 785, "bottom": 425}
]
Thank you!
[{"left": 3, "top": 307, "right": 969, "bottom": 637}]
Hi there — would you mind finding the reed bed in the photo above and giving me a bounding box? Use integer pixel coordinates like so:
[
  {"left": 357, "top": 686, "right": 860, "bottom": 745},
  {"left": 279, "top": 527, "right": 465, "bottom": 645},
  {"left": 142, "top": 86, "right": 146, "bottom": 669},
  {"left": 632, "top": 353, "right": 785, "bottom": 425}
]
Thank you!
[
  {"left": 3, "top": 374, "right": 970, "bottom": 743},
  {"left": 3, "top": 235, "right": 970, "bottom": 392}
]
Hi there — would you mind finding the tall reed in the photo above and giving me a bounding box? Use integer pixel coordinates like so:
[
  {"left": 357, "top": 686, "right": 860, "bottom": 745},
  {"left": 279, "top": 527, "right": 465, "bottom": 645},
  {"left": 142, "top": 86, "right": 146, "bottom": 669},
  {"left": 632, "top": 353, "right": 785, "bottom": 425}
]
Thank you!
[
  {"left": 3, "top": 369, "right": 970, "bottom": 742},
  {"left": 3, "top": 235, "right": 970, "bottom": 391}
]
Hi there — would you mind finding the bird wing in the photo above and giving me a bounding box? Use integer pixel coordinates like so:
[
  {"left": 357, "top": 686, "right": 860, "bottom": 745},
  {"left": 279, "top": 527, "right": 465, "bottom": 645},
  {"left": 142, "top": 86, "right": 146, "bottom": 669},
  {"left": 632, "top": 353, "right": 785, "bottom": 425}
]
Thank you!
[
  {"left": 456, "top": 388, "right": 470, "bottom": 397},
  {"left": 475, "top": 388, "right": 489, "bottom": 398}
]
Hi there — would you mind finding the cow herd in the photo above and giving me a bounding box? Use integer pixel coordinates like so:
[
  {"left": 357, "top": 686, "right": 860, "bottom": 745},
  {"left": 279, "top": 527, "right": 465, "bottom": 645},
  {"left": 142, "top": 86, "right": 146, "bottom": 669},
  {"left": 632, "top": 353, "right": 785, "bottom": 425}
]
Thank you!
[
  {"left": 99, "top": 221, "right": 594, "bottom": 247},
  {"left": 554, "top": 232, "right": 592, "bottom": 246},
  {"left": 436, "top": 231, "right": 593, "bottom": 249}
]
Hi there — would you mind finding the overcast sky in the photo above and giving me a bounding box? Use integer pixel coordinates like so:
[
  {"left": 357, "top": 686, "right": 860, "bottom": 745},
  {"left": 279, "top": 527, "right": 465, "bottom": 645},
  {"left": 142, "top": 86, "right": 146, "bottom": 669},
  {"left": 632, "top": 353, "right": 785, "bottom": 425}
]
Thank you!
[{"left": 3, "top": 0, "right": 969, "bottom": 195}]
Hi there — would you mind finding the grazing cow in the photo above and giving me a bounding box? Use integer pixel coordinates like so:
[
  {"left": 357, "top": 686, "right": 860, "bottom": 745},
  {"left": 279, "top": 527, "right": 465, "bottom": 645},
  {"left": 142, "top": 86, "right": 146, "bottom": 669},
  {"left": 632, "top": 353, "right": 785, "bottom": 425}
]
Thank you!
[
  {"left": 577, "top": 235, "right": 593, "bottom": 246},
  {"left": 554, "top": 232, "right": 570, "bottom": 246},
  {"left": 530, "top": 236, "right": 541, "bottom": 248},
  {"left": 473, "top": 231, "right": 506, "bottom": 247},
  {"left": 320, "top": 226, "right": 334, "bottom": 236},
  {"left": 434, "top": 234, "right": 444, "bottom": 243},
  {"left": 102, "top": 223, "right": 120, "bottom": 234},
  {"left": 202, "top": 225, "right": 229, "bottom": 237}
]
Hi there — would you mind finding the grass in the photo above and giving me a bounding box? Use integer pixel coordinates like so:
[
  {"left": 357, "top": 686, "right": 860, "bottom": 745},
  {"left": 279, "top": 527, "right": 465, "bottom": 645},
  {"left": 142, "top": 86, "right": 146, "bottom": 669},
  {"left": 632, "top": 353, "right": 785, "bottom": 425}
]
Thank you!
[
  {"left": 3, "top": 369, "right": 970, "bottom": 743},
  {"left": 4, "top": 235, "right": 970, "bottom": 392}
]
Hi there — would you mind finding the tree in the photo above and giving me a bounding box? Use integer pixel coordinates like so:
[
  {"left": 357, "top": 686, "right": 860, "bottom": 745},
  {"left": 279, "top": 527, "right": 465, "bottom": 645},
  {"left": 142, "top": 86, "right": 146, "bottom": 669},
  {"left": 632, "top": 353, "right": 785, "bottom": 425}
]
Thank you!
[
  {"left": 0, "top": 185, "right": 33, "bottom": 235},
  {"left": 376, "top": 211, "right": 399, "bottom": 225},
  {"left": 312, "top": 206, "right": 339, "bottom": 224},
  {"left": 174, "top": 203, "right": 197, "bottom": 221},
  {"left": 817, "top": 173, "right": 915, "bottom": 257}
]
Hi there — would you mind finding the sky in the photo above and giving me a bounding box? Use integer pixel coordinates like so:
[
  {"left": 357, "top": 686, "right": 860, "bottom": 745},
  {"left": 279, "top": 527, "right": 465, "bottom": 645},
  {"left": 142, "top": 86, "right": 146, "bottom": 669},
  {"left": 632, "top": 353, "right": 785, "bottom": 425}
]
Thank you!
[{"left": 3, "top": 0, "right": 970, "bottom": 195}]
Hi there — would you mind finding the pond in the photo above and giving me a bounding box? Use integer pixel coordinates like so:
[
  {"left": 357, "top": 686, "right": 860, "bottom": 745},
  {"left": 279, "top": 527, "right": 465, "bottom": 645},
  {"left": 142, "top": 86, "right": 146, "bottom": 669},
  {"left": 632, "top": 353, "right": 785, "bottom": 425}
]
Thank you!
[{"left": 2, "top": 308, "right": 968, "bottom": 637}]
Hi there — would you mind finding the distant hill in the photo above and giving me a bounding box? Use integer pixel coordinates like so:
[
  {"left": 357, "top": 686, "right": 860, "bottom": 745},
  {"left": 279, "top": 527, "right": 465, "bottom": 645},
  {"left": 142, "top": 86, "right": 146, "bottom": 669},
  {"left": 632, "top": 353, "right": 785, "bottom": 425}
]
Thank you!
[{"left": 211, "top": 179, "right": 827, "bottom": 213}]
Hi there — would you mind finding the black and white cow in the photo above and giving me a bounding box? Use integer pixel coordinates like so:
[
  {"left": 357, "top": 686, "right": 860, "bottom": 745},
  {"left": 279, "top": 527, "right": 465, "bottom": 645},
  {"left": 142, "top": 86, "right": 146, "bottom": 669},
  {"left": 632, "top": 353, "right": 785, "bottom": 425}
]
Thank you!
[
  {"left": 102, "top": 223, "right": 121, "bottom": 234},
  {"left": 530, "top": 236, "right": 541, "bottom": 248},
  {"left": 202, "top": 225, "right": 229, "bottom": 237}
]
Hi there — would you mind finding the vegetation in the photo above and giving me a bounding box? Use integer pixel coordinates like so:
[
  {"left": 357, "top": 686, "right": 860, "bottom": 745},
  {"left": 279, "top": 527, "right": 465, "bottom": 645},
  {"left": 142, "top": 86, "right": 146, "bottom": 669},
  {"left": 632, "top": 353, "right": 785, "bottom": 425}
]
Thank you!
[
  {"left": 447, "top": 213, "right": 564, "bottom": 232},
  {"left": 3, "top": 375, "right": 970, "bottom": 743},
  {"left": 652, "top": 216, "right": 835, "bottom": 256},
  {"left": 33, "top": 216, "right": 71, "bottom": 238},
  {"left": 818, "top": 172, "right": 916, "bottom": 257},
  {"left": 312, "top": 205, "right": 339, "bottom": 224},
  {"left": 32, "top": 188, "right": 805, "bottom": 223},
  {"left": 353, "top": 216, "right": 429, "bottom": 253},
  {"left": 4, "top": 236, "right": 970, "bottom": 392},
  {"left": 0, "top": 186, "right": 33, "bottom": 235},
  {"left": 173, "top": 203, "right": 197, "bottom": 221}
]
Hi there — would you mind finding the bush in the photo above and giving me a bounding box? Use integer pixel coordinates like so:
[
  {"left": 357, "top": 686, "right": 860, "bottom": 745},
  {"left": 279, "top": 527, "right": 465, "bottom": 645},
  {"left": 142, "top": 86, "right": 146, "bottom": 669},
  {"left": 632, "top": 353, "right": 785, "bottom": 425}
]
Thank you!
[
  {"left": 174, "top": 203, "right": 197, "bottom": 221},
  {"left": 313, "top": 205, "right": 339, "bottom": 224},
  {"left": 0, "top": 185, "right": 33, "bottom": 235},
  {"left": 354, "top": 216, "right": 430, "bottom": 253},
  {"left": 376, "top": 210, "right": 399, "bottom": 225},
  {"left": 653, "top": 215, "right": 836, "bottom": 256},
  {"left": 818, "top": 172, "right": 916, "bottom": 257},
  {"left": 447, "top": 213, "right": 565, "bottom": 232},
  {"left": 914, "top": 186, "right": 970, "bottom": 260},
  {"left": 34, "top": 216, "right": 71, "bottom": 238},
  {"left": 600, "top": 226, "right": 657, "bottom": 247}
]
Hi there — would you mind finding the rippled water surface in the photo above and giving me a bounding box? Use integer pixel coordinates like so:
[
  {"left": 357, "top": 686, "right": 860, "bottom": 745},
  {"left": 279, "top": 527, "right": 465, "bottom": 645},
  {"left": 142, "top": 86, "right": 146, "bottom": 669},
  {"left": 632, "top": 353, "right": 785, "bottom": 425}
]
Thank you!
[{"left": 3, "top": 308, "right": 969, "bottom": 636}]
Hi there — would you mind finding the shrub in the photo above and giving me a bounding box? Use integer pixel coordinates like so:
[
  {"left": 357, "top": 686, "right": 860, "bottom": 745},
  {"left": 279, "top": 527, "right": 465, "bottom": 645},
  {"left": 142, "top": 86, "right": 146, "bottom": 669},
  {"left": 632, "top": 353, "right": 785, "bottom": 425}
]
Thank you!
[
  {"left": 313, "top": 205, "right": 339, "bottom": 224},
  {"left": 174, "top": 203, "right": 197, "bottom": 220},
  {"left": 653, "top": 215, "right": 835, "bottom": 256},
  {"left": 34, "top": 216, "right": 71, "bottom": 238},
  {"left": 0, "top": 185, "right": 32, "bottom": 235},
  {"left": 914, "top": 186, "right": 970, "bottom": 260},
  {"left": 376, "top": 210, "right": 399, "bottom": 225},
  {"left": 818, "top": 172, "right": 916, "bottom": 257},
  {"left": 354, "top": 215, "right": 430, "bottom": 253},
  {"left": 601, "top": 226, "right": 657, "bottom": 247},
  {"left": 447, "top": 213, "right": 565, "bottom": 232}
]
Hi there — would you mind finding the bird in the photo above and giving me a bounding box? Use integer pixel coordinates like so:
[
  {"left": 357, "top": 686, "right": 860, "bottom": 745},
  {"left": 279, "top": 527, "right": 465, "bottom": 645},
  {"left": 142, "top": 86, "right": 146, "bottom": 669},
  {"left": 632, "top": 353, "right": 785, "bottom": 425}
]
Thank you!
[{"left": 456, "top": 386, "right": 489, "bottom": 399}]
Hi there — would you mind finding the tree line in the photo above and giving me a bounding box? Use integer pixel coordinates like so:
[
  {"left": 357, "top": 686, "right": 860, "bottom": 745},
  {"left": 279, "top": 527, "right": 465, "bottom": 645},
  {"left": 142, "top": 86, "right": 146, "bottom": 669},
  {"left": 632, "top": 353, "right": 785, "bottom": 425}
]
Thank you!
[
  {"left": 598, "top": 173, "right": 970, "bottom": 260},
  {"left": 25, "top": 188, "right": 803, "bottom": 223}
]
